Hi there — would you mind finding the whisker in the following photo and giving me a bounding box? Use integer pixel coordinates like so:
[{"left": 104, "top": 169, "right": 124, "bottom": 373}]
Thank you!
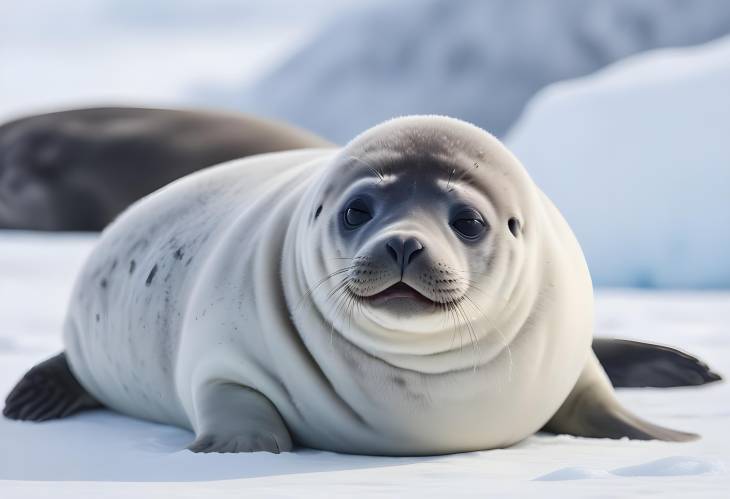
[
  {"left": 446, "top": 168, "right": 456, "bottom": 191},
  {"left": 450, "top": 295, "right": 481, "bottom": 370},
  {"left": 449, "top": 161, "right": 480, "bottom": 191},
  {"left": 295, "top": 264, "right": 358, "bottom": 312},
  {"left": 327, "top": 280, "right": 353, "bottom": 346},
  {"left": 462, "top": 293, "right": 513, "bottom": 383},
  {"left": 349, "top": 155, "right": 385, "bottom": 183}
]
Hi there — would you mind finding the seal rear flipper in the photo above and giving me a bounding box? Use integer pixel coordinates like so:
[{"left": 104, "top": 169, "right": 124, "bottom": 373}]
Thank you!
[
  {"left": 3, "top": 352, "right": 100, "bottom": 421},
  {"left": 542, "top": 353, "right": 697, "bottom": 442},
  {"left": 593, "top": 337, "right": 722, "bottom": 388}
]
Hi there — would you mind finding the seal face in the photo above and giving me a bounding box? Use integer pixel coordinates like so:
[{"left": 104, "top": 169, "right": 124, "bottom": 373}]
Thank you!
[
  {"left": 4, "top": 115, "right": 701, "bottom": 455},
  {"left": 305, "top": 123, "right": 529, "bottom": 338}
]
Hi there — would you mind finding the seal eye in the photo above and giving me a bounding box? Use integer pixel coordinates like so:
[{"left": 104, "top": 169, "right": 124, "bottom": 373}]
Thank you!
[
  {"left": 343, "top": 199, "right": 372, "bottom": 229},
  {"left": 451, "top": 209, "right": 486, "bottom": 240}
]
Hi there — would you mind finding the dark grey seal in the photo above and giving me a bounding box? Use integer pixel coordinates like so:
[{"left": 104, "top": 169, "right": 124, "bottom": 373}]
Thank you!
[{"left": 0, "top": 107, "right": 332, "bottom": 231}]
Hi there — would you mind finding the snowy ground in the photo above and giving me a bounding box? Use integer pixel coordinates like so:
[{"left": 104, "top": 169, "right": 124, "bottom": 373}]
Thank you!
[{"left": 0, "top": 232, "right": 728, "bottom": 497}]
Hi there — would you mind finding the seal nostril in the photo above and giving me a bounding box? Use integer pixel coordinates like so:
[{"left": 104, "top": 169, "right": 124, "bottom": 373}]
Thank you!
[
  {"left": 404, "top": 238, "right": 424, "bottom": 265},
  {"left": 386, "top": 243, "right": 399, "bottom": 263},
  {"left": 407, "top": 246, "right": 424, "bottom": 264}
]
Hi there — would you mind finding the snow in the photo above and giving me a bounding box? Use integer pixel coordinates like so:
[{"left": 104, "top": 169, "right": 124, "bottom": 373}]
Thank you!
[
  {"left": 533, "top": 467, "right": 612, "bottom": 481},
  {"left": 1, "top": 232, "right": 728, "bottom": 497},
  {"left": 217, "top": 0, "right": 730, "bottom": 142},
  {"left": 610, "top": 456, "right": 724, "bottom": 478},
  {"left": 535, "top": 457, "right": 724, "bottom": 481},
  {"left": 506, "top": 36, "right": 730, "bottom": 289}
]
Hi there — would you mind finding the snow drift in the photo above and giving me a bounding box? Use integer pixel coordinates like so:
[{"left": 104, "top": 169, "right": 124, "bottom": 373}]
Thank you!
[
  {"left": 214, "top": 0, "right": 730, "bottom": 142},
  {"left": 506, "top": 36, "right": 730, "bottom": 288}
]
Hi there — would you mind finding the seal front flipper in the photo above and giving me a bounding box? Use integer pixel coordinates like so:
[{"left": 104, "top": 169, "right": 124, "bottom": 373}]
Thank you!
[
  {"left": 3, "top": 352, "right": 100, "bottom": 421},
  {"left": 542, "top": 353, "right": 697, "bottom": 442},
  {"left": 188, "top": 382, "right": 293, "bottom": 454},
  {"left": 593, "top": 338, "right": 722, "bottom": 388}
]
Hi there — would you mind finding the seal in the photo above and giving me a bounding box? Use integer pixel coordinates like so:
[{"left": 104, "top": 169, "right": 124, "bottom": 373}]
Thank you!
[
  {"left": 0, "top": 106, "right": 332, "bottom": 231},
  {"left": 3, "top": 116, "right": 718, "bottom": 455}
]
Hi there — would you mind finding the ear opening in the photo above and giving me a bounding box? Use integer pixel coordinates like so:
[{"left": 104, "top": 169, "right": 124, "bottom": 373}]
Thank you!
[{"left": 508, "top": 217, "right": 521, "bottom": 237}]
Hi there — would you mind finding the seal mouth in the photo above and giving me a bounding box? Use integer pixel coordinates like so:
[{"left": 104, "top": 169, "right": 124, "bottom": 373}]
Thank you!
[{"left": 364, "top": 282, "right": 436, "bottom": 306}]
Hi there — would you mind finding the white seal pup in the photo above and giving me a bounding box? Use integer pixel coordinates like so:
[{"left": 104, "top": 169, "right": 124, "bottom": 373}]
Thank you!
[{"left": 4, "top": 116, "right": 705, "bottom": 454}]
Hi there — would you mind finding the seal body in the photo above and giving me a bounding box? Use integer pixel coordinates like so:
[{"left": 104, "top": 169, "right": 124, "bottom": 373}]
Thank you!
[
  {"left": 62, "top": 116, "right": 595, "bottom": 455},
  {"left": 0, "top": 107, "right": 332, "bottom": 231},
  {"left": 21, "top": 115, "right": 694, "bottom": 455}
]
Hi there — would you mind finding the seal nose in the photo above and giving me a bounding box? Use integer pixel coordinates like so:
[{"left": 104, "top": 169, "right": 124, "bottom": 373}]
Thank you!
[{"left": 385, "top": 235, "right": 424, "bottom": 275}]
